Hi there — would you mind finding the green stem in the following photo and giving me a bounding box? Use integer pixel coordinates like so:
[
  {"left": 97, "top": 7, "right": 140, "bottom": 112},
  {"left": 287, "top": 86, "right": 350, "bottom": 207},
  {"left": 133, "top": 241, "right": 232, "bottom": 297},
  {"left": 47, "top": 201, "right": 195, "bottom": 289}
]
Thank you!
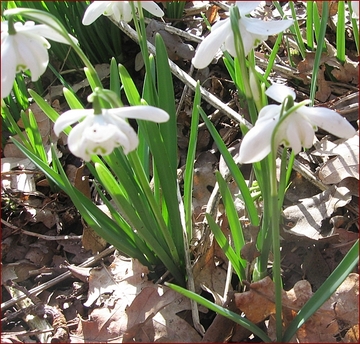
[
  {"left": 229, "top": 5, "right": 258, "bottom": 124},
  {"left": 130, "top": 1, "right": 157, "bottom": 103},
  {"left": 269, "top": 146, "right": 283, "bottom": 341},
  {"left": 91, "top": 93, "right": 103, "bottom": 115},
  {"left": 336, "top": 0, "right": 345, "bottom": 63},
  {"left": 306, "top": 2, "right": 314, "bottom": 50},
  {"left": 310, "top": 1, "right": 328, "bottom": 105},
  {"left": 7, "top": 15, "right": 17, "bottom": 35},
  {"left": 289, "top": 1, "right": 306, "bottom": 59}
]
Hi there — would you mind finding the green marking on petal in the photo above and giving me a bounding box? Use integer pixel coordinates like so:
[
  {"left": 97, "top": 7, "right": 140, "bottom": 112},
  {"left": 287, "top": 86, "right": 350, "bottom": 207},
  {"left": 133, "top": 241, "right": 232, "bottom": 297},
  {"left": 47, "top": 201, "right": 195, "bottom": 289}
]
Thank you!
[
  {"left": 16, "top": 64, "right": 27, "bottom": 72},
  {"left": 254, "top": 38, "right": 261, "bottom": 46},
  {"left": 93, "top": 146, "right": 109, "bottom": 155}
]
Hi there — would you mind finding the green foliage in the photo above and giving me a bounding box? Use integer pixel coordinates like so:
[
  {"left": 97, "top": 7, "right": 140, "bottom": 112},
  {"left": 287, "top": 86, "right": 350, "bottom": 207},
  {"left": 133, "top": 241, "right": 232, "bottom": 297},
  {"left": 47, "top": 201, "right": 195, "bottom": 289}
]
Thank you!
[{"left": 164, "top": 1, "right": 186, "bottom": 19}]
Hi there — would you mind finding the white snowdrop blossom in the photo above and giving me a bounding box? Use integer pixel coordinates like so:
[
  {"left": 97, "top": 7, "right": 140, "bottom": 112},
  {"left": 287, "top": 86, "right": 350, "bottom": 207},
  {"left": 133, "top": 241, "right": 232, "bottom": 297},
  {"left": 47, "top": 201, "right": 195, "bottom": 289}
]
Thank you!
[
  {"left": 1, "top": 20, "right": 76, "bottom": 98},
  {"left": 54, "top": 106, "right": 169, "bottom": 161},
  {"left": 82, "top": 1, "right": 164, "bottom": 25},
  {"left": 192, "top": 2, "right": 293, "bottom": 69},
  {"left": 239, "top": 84, "right": 356, "bottom": 164}
]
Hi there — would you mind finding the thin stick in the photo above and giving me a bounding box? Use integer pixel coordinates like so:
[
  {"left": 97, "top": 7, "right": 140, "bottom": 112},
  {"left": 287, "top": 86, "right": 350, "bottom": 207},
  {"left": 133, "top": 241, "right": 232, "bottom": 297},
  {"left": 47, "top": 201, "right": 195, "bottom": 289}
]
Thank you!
[{"left": 1, "top": 246, "right": 116, "bottom": 311}]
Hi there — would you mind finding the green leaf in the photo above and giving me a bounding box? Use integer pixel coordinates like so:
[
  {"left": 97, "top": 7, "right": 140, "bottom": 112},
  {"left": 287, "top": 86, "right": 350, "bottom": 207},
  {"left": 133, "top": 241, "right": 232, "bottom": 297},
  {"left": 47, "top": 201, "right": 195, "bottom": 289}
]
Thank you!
[
  {"left": 63, "top": 87, "right": 84, "bottom": 109},
  {"left": 11, "top": 138, "right": 149, "bottom": 264},
  {"left": 183, "top": 82, "right": 201, "bottom": 239},
  {"left": 166, "top": 282, "right": 271, "bottom": 342},
  {"left": 206, "top": 214, "right": 244, "bottom": 281},
  {"left": 118, "top": 64, "right": 142, "bottom": 106},
  {"left": 110, "top": 57, "right": 121, "bottom": 97},
  {"left": 155, "top": 33, "right": 177, "bottom": 173},
  {"left": 199, "top": 107, "right": 259, "bottom": 226},
  {"left": 28, "top": 89, "right": 64, "bottom": 127},
  {"left": 216, "top": 172, "right": 247, "bottom": 272}
]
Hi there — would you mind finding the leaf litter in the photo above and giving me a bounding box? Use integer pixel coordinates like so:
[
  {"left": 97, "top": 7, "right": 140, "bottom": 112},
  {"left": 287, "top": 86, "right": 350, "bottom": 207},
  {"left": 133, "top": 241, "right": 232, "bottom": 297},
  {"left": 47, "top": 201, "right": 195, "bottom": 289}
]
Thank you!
[{"left": 1, "top": 1, "right": 358, "bottom": 343}]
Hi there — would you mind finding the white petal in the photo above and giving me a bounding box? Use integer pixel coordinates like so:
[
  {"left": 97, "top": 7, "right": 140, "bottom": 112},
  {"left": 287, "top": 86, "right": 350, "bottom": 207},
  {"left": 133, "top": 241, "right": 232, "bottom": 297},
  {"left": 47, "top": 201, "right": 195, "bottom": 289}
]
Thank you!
[
  {"left": 226, "top": 19, "right": 267, "bottom": 56},
  {"left": 79, "top": 115, "right": 139, "bottom": 157},
  {"left": 7, "top": 10, "right": 65, "bottom": 34},
  {"left": 83, "top": 116, "right": 129, "bottom": 154},
  {"left": 106, "top": 106, "right": 170, "bottom": 122},
  {"left": 236, "top": 1, "right": 261, "bottom": 15},
  {"left": 192, "top": 19, "right": 230, "bottom": 69},
  {"left": 26, "top": 24, "right": 77, "bottom": 45},
  {"left": 298, "top": 117, "right": 316, "bottom": 149},
  {"left": 256, "top": 104, "right": 281, "bottom": 123},
  {"left": 67, "top": 118, "right": 91, "bottom": 160},
  {"left": 106, "top": 118, "right": 139, "bottom": 154},
  {"left": 243, "top": 17, "right": 293, "bottom": 36},
  {"left": 1, "top": 36, "right": 17, "bottom": 98},
  {"left": 239, "top": 125, "right": 273, "bottom": 163},
  {"left": 300, "top": 107, "right": 356, "bottom": 139},
  {"left": 116, "top": 2, "right": 133, "bottom": 22},
  {"left": 15, "top": 34, "right": 49, "bottom": 81},
  {"left": 140, "top": 1, "right": 164, "bottom": 17},
  {"left": 82, "top": 1, "right": 111, "bottom": 25},
  {"left": 54, "top": 109, "right": 92, "bottom": 136},
  {"left": 1, "top": 21, "right": 9, "bottom": 32},
  {"left": 239, "top": 106, "right": 280, "bottom": 163},
  {"left": 284, "top": 120, "right": 302, "bottom": 154},
  {"left": 265, "top": 83, "right": 296, "bottom": 103}
]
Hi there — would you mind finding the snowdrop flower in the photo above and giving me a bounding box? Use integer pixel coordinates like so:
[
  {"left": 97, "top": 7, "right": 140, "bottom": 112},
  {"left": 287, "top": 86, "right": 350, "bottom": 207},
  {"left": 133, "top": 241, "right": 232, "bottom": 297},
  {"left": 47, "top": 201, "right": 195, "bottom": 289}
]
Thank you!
[
  {"left": 192, "top": 2, "right": 293, "bottom": 69},
  {"left": 82, "top": 1, "right": 164, "bottom": 25},
  {"left": 1, "top": 20, "right": 76, "bottom": 98},
  {"left": 54, "top": 104, "right": 169, "bottom": 161},
  {"left": 239, "top": 84, "right": 356, "bottom": 164}
]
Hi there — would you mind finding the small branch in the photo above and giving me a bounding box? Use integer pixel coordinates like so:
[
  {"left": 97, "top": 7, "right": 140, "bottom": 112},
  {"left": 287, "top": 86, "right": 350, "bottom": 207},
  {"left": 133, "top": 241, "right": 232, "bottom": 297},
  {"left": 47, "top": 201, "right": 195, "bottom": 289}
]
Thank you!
[{"left": 1, "top": 245, "right": 116, "bottom": 311}]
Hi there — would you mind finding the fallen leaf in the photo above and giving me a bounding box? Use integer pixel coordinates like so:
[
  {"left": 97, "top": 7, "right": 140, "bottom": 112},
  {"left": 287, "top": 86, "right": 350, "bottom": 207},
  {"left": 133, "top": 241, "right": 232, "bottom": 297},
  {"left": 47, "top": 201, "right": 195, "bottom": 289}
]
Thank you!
[
  {"left": 235, "top": 273, "right": 359, "bottom": 342},
  {"left": 73, "top": 257, "right": 199, "bottom": 342},
  {"left": 124, "top": 288, "right": 202, "bottom": 342},
  {"left": 192, "top": 151, "right": 217, "bottom": 220},
  {"left": 282, "top": 185, "right": 352, "bottom": 239},
  {"left": 82, "top": 225, "right": 107, "bottom": 255},
  {"left": 315, "top": 135, "right": 359, "bottom": 184}
]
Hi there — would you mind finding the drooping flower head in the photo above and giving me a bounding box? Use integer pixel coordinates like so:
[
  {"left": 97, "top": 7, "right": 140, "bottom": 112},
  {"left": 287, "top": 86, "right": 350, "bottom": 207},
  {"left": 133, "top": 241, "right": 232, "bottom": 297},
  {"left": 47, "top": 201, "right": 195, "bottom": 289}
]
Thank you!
[
  {"left": 192, "top": 2, "right": 293, "bottom": 69},
  {"left": 82, "top": 1, "right": 164, "bottom": 25},
  {"left": 239, "top": 84, "right": 356, "bottom": 164},
  {"left": 54, "top": 89, "right": 169, "bottom": 161},
  {"left": 1, "top": 20, "right": 76, "bottom": 98}
]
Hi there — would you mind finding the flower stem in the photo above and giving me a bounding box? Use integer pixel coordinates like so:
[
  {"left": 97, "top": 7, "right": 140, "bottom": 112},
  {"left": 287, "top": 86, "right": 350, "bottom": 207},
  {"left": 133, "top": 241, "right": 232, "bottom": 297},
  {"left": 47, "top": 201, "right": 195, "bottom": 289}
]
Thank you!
[
  {"left": 269, "top": 147, "right": 283, "bottom": 341},
  {"left": 7, "top": 15, "right": 17, "bottom": 35}
]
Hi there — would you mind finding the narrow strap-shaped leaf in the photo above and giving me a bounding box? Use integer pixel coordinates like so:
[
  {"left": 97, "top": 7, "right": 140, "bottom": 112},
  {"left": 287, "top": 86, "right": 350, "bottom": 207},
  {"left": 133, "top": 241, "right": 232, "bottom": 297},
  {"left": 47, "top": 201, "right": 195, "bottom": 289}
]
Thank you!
[
  {"left": 28, "top": 89, "right": 63, "bottom": 128},
  {"left": 206, "top": 214, "right": 245, "bottom": 281},
  {"left": 199, "top": 107, "right": 259, "bottom": 226},
  {"left": 183, "top": 82, "right": 201, "bottom": 239},
  {"left": 110, "top": 57, "right": 121, "bottom": 97},
  {"left": 63, "top": 87, "right": 84, "bottom": 109},
  {"left": 155, "top": 33, "right": 177, "bottom": 173},
  {"left": 166, "top": 282, "right": 271, "bottom": 342},
  {"left": 118, "top": 64, "right": 142, "bottom": 106},
  {"left": 216, "top": 172, "right": 246, "bottom": 271},
  {"left": 11, "top": 138, "right": 149, "bottom": 265}
]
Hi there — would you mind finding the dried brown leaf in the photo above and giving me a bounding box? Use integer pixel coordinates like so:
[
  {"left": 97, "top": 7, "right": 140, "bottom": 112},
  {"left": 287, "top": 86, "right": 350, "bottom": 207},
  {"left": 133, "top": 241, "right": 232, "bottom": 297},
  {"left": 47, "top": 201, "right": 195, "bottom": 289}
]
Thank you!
[
  {"left": 282, "top": 185, "right": 352, "bottom": 239},
  {"left": 235, "top": 274, "right": 359, "bottom": 342}
]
